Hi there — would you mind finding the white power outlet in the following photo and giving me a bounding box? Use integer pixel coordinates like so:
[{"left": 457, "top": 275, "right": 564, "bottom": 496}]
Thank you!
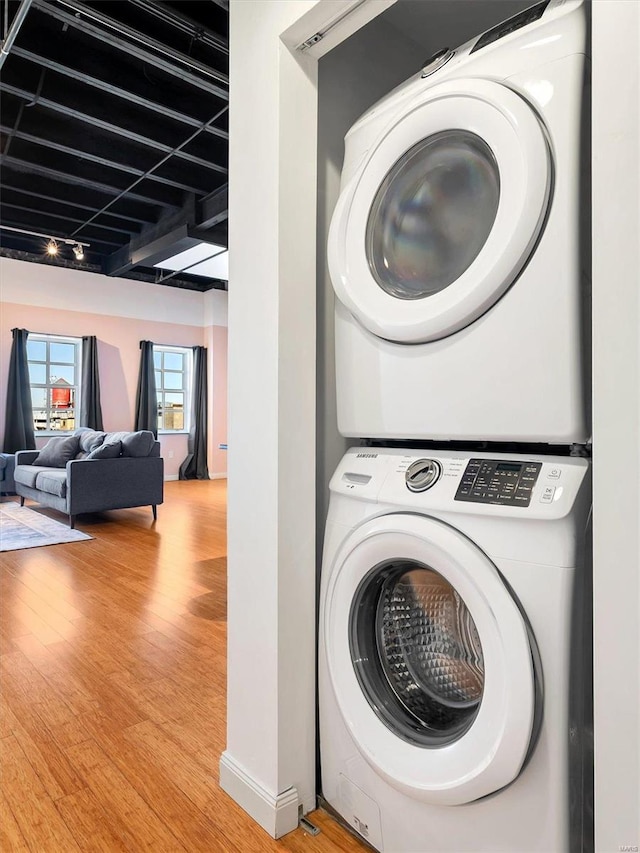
[{"left": 168, "top": 450, "right": 174, "bottom": 458}]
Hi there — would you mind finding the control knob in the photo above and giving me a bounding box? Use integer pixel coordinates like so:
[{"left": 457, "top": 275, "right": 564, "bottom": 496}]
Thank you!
[
  {"left": 405, "top": 459, "right": 442, "bottom": 492},
  {"left": 421, "top": 48, "right": 454, "bottom": 78}
]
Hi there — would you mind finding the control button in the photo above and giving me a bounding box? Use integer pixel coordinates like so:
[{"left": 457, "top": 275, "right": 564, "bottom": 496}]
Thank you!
[
  {"left": 547, "top": 467, "right": 562, "bottom": 480},
  {"left": 514, "top": 495, "right": 529, "bottom": 504},
  {"left": 421, "top": 48, "right": 454, "bottom": 78},
  {"left": 540, "top": 486, "right": 556, "bottom": 504},
  {"left": 406, "top": 459, "right": 442, "bottom": 492}
]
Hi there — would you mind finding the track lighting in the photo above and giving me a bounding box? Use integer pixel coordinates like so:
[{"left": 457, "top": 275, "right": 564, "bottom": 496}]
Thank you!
[{"left": 0, "top": 226, "right": 89, "bottom": 262}]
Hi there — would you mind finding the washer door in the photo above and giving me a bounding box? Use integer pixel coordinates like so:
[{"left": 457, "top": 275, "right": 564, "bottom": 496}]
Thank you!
[
  {"left": 328, "top": 79, "right": 551, "bottom": 343},
  {"left": 324, "top": 514, "right": 537, "bottom": 805}
]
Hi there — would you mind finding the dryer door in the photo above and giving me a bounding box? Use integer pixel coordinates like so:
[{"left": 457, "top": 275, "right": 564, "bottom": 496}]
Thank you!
[
  {"left": 328, "top": 78, "right": 551, "bottom": 344},
  {"left": 324, "top": 513, "right": 537, "bottom": 805}
]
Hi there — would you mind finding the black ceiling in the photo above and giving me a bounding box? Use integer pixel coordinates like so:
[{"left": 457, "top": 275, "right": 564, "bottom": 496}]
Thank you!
[{"left": 0, "top": 0, "right": 229, "bottom": 291}]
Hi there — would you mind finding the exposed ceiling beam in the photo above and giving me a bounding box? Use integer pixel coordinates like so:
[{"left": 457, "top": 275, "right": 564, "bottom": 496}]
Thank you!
[
  {"left": 127, "top": 0, "right": 228, "bottom": 56},
  {"left": 0, "top": 125, "right": 217, "bottom": 194},
  {"left": 0, "top": 201, "right": 135, "bottom": 237},
  {"left": 0, "top": 184, "right": 154, "bottom": 227},
  {"left": 0, "top": 220, "right": 119, "bottom": 249},
  {"left": 0, "top": 155, "right": 176, "bottom": 208},
  {"left": 199, "top": 184, "right": 228, "bottom": 229},
  {"left": 33, "top": 0, "right": 229, "bottom": 97},
  {"left": 69, "top": 104, "right": 228, "bottom": 241},
  {"left": 11, "top": 47, "right": 229, "bottom": 143},
  {"left": 0, "top": 0, "right": 33, "bottom": 70},
  {"left": 1, "top": 82, "right": 227, "bottom": 173}
]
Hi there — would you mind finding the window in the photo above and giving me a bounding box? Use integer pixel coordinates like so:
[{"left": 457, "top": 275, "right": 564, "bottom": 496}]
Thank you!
[
  {"left": 154, "top": 346, "right": 191, "bottom": 432},
  {"left": 27, "top": 334, "right": 82, "bottom": 433}
]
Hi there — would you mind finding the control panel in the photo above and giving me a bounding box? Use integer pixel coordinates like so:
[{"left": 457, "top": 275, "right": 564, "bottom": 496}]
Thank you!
[
  {"left": 470, "top": 0, "right": 550, "bottom": 54},
  {"left": 454, "top": 458, "right": 542, "bottom": 507}
]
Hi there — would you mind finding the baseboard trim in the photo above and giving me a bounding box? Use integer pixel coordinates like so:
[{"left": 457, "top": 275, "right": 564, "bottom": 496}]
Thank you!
[
  {"left": 165, "top": 474, "right": 226, "bottom": 482},
  {"left": 219, "top": 751, "right": 299, "bottom": 838}
]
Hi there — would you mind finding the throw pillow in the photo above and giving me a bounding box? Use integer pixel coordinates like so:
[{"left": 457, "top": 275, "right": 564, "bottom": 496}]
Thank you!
[
  {"left": 122, "top": 430, "right": 155, "bottom": 457},
  {"left": 34, "top": 435, "right": 80, "bottom": 467},
  {"left": 75, "top": 428, "right": 106, "bottom": 454},
  {"left": 87, "top": 440, "right": 122, "bottom": 460}
]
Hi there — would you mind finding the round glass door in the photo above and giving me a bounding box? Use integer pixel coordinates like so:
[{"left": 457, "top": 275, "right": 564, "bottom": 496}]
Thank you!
[
  {"left": 324, "top": 513, "right": 537, "bottom": 804},
  {"left": 366, "top": 131, "right": 500, "bottom": 300},
  {"left": 327, "top": 78, "right": 551, "bottom": 343},
  {"left": 351, "top": 560, "right": 484, "bottom": 747}
]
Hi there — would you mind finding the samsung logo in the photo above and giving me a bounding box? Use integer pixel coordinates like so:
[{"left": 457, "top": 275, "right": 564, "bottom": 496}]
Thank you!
[{"left": 356, "top": 453, "right": 378, "bottom": 458}]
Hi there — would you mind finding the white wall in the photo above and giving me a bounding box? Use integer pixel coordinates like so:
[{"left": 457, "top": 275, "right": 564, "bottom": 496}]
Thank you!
[
  {"left": 592, "top": 2, "right": 640, "bottom": 850},
  {"left": 0, "top": 257, "right": 206, "bottom": 325},
  {"left": 221, "top": 0, "right": 320, "bottom": 838}
]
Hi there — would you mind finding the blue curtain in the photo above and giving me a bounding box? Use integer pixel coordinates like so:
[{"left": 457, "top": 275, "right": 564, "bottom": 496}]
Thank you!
[
  {"left": 179, "top": 346, "right": 210, "bottom": 480},
  {"left": 135, "top": 340, "right": 157, "bottom": 437},
  {"left": 79, "top": 335, "right": 104, "bottom": 431},
  {"left": 3, "top": 328, "right": 35, "bottom": 452}
]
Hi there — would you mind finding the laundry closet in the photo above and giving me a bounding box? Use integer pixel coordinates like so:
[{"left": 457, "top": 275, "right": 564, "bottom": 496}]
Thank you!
[{"left": 315, "top": 3, "right": 593, "bottom": 852}]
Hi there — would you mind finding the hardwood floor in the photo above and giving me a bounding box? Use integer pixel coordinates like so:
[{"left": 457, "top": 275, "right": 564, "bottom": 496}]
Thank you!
[{"left": 0, "top": 482, "right": 366, "bottom": 853}]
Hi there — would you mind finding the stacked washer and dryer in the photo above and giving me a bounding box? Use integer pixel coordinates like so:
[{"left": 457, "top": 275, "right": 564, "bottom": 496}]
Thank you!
[{"left": 319, "top": 2, "right": 592, "bottom": 852}]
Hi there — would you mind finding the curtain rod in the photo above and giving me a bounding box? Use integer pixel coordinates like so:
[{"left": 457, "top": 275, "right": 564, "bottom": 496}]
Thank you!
[{"left": 141, "top": 342, "right": 204, "bottom": 351}]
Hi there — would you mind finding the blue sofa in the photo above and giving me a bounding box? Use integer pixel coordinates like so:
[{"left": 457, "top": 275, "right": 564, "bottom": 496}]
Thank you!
[{"left": 14, "top": 428, "right": 164, "bottom": 528}]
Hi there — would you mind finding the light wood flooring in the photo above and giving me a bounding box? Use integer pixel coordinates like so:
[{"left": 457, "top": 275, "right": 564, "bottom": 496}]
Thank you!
[{"left": 0, "top": 481, "right": 366, "bottom": 852}]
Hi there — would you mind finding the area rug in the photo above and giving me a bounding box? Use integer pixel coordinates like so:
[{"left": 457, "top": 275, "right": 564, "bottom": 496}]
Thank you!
[{"left": 0, "top": 503, "right": 93, "bottom": 552}]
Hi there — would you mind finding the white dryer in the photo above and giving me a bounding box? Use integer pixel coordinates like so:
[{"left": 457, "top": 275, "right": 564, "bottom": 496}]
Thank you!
[
  {"left": 328, "top": 0, "right": 590, "bottom": 443},
  {"left": 319, "top": 447, "right": 592, "bottom": 852}
]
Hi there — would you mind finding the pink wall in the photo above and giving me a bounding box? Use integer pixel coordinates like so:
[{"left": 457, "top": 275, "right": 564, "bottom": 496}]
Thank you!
[
  {"left": 0, "top": 302, "right": 227, "bottom": 479},
  {"left": 207, "top": 324, "right": 228, "bottom": 476}
]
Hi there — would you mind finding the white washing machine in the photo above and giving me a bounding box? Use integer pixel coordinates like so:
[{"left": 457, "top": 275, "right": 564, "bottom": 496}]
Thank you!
[
  {"left": 319, "top": 447, "right": 592, "bottom": 852},
  {"left": 328, "top": 0, "right": 590, "bottom": 443}
]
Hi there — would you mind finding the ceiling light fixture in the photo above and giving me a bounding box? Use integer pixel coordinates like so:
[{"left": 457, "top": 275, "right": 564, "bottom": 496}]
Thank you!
[{"left": 0, "top": 225, "right": 90, "bottom": 261}]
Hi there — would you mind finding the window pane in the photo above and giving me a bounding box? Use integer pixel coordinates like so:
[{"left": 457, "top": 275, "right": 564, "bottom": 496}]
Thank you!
[
  {"left": 153, "top": 351, "right": 162, "bottom": 368},
  {"left": 29, "top": 363, "right": 47, "bottom": 384},
  {"left": 163, "top": 352, "right": 184, "bottom": 371},
  {"left": 49, "top": 388, "right": 75, "bottom": 431},
  {"left": 164, "top": 392, "right": 184, "bottom": 408},
  {"left": 155, "top": 370, "right": 162, "bottom": 389},
  {"left": 161, "top": 408, "right": 184, "bottom": 430},
  {"left": 49, "top": 364, "right": 75, "bottom": 385},
  {"left": 31, "top": 388, "right": 47, "bottom": 409},
  {"left": 50, "top": 342, "right": 76, "bottom": 363},
  {"left": 163, "top": 371, "right": 183, "bottom": 390},
  {"left": 27, "top": 340, "right": 46, "bottom": 361},
  {"left": 51, "top": 386, "right": 74, "bottom": 411}
]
